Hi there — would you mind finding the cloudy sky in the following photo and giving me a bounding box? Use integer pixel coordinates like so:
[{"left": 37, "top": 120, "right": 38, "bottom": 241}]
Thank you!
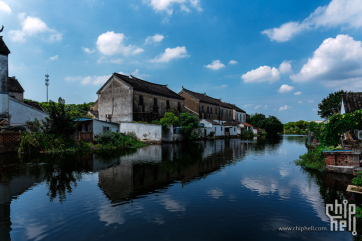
[{"left": 1, "top": 0, "right": 362, "bottom": 122}]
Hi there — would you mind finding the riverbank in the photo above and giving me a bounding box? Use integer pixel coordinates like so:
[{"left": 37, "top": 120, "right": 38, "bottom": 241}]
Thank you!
[
  {"left": 18, "top": 131, "right": 147, "bottom": 154},
  {"left": 295, "top": 147, "right": 325, "bottom": 171}
]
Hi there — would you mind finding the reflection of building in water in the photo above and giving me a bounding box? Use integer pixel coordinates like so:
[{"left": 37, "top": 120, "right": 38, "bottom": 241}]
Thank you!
[
  {"left": 98, "top": 140, "right": 248, "bottom": 204},
  {"left": 0, "top": 153, "right": 122, "bottom": 241}
]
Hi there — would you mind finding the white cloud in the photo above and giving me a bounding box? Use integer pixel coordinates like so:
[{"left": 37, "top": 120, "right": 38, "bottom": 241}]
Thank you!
[
  {"left": 312, "top": 108, "right": 318, "bottom": 111},
  {"left": 82, "top": 47, "right": 95, "bottom": 54},
  {"left": 9, "top": 13, "right": 62, "bottom": 42},
  {"left": 49, "top": 55, "right": 58, "bottom": 61},
  {"left": 262, "top": 0, "right": 362, "bottom": 42},
  {"left": 145, "top": 34, "right": 165, "bottom": 44},
  {"left": 308, "top": 100, "right": 314, "bottom": 103},
  {"left": 244, "top": 104, "right": 252, "bottom": 107},
  {"left": 143, "top": 0, "right": 202, "bottom": 15},
  {"left": 290, "top": 35, "right": 362, "bottom": 91},
  {"left": 204, "top": 60, "right": 225, "bottom": 70},
  {"left": 242, "top": 66, "right": 280, "bottom": 83},
  {"left": 264, "top": 105, "right": 268, "bottom": 109},
  {"left": 150, "top": 46, "right": 189, "bottom": 63},
  {"left": 279, "top": 105, "right": 291, "bottom": 111},
  {"left": 96, "top": 31, "right": 144, "bottom": 56},
  {"left": 278, "top": 84, "right": 294, "bottom": 93},
  {"left": 255, "top": 105, "right": 262, "bottom": 109},
  {"left": 97, "top": 57, "right": 123, "bottom": 64},
  {"left": 298, "top": 101, "right": 303, "bottom": 104},
  {"left": 131, "top": 69, "right": 151, "bottom": 79},
  {"left": 0, "top": 1, "right": 11, "bottom": 13},
  {"left": 229, "top": 60, "right": 238, "bottom": 65},
  {"left": 294, "top": 91, "right": 302, "bottom": 95},
  {"left": 207, "top": 189, "right": 223, "bottom": 199},
  {"left": 279, "top": 61, "right": 292, "bottom": 74},
  {"left": 189, "top": 0, "right": 203, "bottom": 12},
  {"left": 214, "top": 84, "right": 227, "bottom": 89}
]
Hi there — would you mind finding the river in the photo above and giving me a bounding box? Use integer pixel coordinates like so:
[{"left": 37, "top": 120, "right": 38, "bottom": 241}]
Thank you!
[{"left": 0, "top": 136, "right": 359, "bottom": 240}]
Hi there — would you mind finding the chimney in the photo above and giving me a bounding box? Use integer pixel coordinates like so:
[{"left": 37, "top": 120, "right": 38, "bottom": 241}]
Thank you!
[{"left": 0, "top": 26, "right": 11, "bottom": 119}]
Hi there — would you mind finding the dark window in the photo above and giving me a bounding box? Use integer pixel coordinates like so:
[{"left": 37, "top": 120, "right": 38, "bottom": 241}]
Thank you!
[
  {"left": 202, "top": 106, "right": 204, "bottom": 112},
  {"left": 154, "top": 98, "right": 158, "bottom": 107},
  {"left": 211, "top": 108, "right": 213, "bottom": 114},
  {"left": 166, "top": 100, "right": 170, "bottom": 108},
  {"left": 207, "top": 107, "right": 209, "bottom": 113},
  {"left": 221, "top": 127, "right": 223, "bottom": 131},
  {"left": 215, "top": 127, "right": 216, "bottom": 131},
  {"left": 226, "top": 110, "right": 228, "bottom": 116},
  {"left": 139, "top": 95, "right": 144, "bottom": 105},
  {"left": 222, "top": 109, "right": 223, "bottom": 115},
  {"left": 229, "top": 111, "right": 231, "bottom": 116},
  {"left": 178, "top": 102, "right": 181, "bottom": 111},
  {"left": 234, "top": 127, "right": 236, "bottom": 131},
  {"left": 215, "top": 108, "right": 217, "bottom": 114}
]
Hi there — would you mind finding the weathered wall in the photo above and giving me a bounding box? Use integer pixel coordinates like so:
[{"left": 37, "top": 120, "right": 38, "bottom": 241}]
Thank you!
[
  {"left": 93, "top": 120, "right": 120, "bottom": 138},
  {"left": 220, "top": 106, "right": 233, "bottom": 121},
  {"left": 229, "top": 126, "right": 238, "bottom": 136},
  {"left": 199, "top": 119, "right": 224, "bottom": 136},
  {"left": 98, "top": 76, "right": 133, "bottom": 122},
  {"left": 0, "top": 55, "right": 8, "bottom": 117},
  {"left": 133, "top": 91, "right": 184, "bottom": 119},
  {"left": 8, "top": 91, "right": 23, "bottom": 102},
  {"left": 199, "top": 102, "right": 219, "bottom": 120},
  {"left": 9, "top": 98, "right": 48, "bottom": 125},
  {"left": 179, "top": 92, "right": 199, "bottom": 114},
  {"left": 120, "top": 122, "right": 162, "bottom": 142},
  {"left": 233, "top": 110, "right": 246, "bottom": 123},
  {"left": 162, "top": 125, "right": 184, "bottom": 142}
]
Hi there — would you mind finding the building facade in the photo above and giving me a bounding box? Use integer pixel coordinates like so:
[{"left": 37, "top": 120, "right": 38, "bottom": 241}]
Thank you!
[
  {"left": 179, "top": 87, "right": 234, "bottom": 122},
  {"left": 97, "top": 73, "right": 185, "bottom": 123}
]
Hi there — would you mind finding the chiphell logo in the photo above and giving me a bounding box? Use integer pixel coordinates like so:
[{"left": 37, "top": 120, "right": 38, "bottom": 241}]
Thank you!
[{"left": 326, "top": 199, "right": 357, "bottom": 236}]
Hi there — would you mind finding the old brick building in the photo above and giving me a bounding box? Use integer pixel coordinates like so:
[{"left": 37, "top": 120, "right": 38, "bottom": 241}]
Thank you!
[
  {"left": 97, "top": 73, "right": 185, "bottom": 123},
  {"left": 179, "top": 87, "right": 235, "bottom": 122}
]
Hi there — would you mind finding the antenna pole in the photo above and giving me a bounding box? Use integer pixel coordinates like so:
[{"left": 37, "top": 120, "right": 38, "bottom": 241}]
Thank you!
[{"left": 45, "top": 74, "right": 49, "bottom": 102}]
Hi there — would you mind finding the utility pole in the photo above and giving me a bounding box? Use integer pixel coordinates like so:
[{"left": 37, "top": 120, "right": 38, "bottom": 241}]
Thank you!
[{"left": 45, "top": 74, "right": 49, "bottom": 102}]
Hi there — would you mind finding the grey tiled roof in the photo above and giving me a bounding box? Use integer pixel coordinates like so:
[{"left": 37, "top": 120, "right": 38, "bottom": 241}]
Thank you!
[
  {"left": 97, "top": 73, "right": 185, "bottom": 100},
  {"left": 203, "top": 119, "right": 220, "bottom": 125},
  {"left": 0, "top": 37, "right": 10, "bottom": 55},
  {"left": 24, "top": 101, "right": 45, "bottom": 112},
  {"left": 8, "top": 77, "right": 24, "bottom": 92},
  {"left": 222, "top": 102, "right": 246, "bottom": 113},
  {"left": 342, "top": 92, "right": 362, "bottom": 113},
  {"left": 180, "top": 88, "right": 231, "bottom": 108}
]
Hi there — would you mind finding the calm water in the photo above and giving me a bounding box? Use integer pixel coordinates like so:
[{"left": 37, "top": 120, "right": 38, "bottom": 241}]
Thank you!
[{"left": 0, "top": 136, "right": 359, "bottom": 241}]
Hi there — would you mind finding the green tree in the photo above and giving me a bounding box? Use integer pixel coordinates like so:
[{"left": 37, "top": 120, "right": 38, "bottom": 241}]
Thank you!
[
  {"left": 41, "top": 97, "right": 78, "bottom": 138},
  {"left": 160, "top": 112, "right": 180, "bottom": 127},
  {"left": 318, "top": 90, "right": 351, "bottom": 119},
  {"left": 283, "top": 122, "right": 295, "bottom": 130},
  {"left": 179, "top": 113, "right": 199, "bottom": 140},
  {"left": 259, "top": 116, "right": 283, "bottom": 136},
  {"left": 295, "top": 120, "right": 307, "bottom": 129},
  {"left": 250, "top": 113, "right": 266, "bottom": 127}
]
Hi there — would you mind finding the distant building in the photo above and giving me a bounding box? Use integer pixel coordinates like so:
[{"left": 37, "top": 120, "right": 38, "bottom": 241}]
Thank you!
[
  {"left": 223, "top": 102, "right": 247, "bottom": 123},
  {"left": 96, "top": 73, "right": 185, "bottom": 123},
  {"left": 179, "top": 87, "right": 235, "bottom": 122}
]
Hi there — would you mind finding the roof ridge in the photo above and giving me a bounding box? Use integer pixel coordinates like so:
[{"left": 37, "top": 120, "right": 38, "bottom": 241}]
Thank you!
[{"left": 130, "top": 75, "right": 168, "bottom": 87}]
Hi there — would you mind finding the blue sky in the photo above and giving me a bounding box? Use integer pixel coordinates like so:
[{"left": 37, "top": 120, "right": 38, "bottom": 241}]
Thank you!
[{"left": 1, "top": 0, "right": 362, "bottom": 123}]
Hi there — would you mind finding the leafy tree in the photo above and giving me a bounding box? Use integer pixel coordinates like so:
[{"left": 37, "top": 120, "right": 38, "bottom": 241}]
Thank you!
[
  {"left": 318, "top": 90, "right": 351, "bottom": 119},
  {"left": 41, "top": 97, "right": 79, "bottom": 138},
  {"left": 160, "top": 112, "right": 180, "bottom": 127},
  {"left": 295, "top": 120, "right": 307, "bottom": 129},
  {"left": 259, "top": 116, "right": 283, "bottom": 136},
  {"left": 283, "top": 122, "right": 295, "bottom": 130},
  {"left": 250, "top": 113, "right": 266, "bottom": 127},
  {"left": 179, "top": 112, "right": 199, "bottom": 140}
]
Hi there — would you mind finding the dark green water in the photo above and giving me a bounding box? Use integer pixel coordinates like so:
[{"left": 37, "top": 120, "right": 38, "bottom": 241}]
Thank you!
[{"left": 0, "top": 136, "right": 359, "bottom": 241}]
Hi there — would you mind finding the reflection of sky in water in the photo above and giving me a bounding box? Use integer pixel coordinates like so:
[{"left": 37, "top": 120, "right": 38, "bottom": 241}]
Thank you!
[{"left": 2, "top": 136, "right": 353, "bottom": 241}]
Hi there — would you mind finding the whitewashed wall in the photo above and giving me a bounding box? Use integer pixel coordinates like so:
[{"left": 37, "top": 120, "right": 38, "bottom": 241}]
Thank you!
[
  {"left": 9, "top": 98, "right": 48, "bottom": 125},
  {"left": 120, "top": 122, "right": 162, "bottom": 142},
  {"left": 229, "top": 126, "right": 238, "bottom": 136},
  {"left": 93, "top": 120, "right": 119, "bottom": 138}
]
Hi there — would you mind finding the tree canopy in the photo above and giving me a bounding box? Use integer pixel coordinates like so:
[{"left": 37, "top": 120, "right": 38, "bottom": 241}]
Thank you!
[
  {"left": 249, "top": 113, "right": 266, "bottom": 127},
  {"left": 318, "top": 90, "right": 350, "bottom": 119},
  {"left": 259, "top": 116, "right": 283, "bottom": 136}
]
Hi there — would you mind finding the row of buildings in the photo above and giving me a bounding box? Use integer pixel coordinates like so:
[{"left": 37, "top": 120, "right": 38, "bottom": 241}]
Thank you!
[{"left": 90, "top": 73, "right": 248, "bottom": 137}]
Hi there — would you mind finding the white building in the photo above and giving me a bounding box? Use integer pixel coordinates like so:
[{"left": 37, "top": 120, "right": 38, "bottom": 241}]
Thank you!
[{"left": 200, "top": 119, "right": 225, "bottom": 137}]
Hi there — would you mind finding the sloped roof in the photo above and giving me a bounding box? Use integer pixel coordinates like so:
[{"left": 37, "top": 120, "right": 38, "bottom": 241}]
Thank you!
[
  {"left": 0, "top": 37, "right": 10, "bottom": 55},
  {"left": 8, "top": 77, "right": 24, "bottom": 93},
  {"left": 180, "top": 87, "right": 231, "bottom": 108},
  {"left": 342, "top": 92, "right": 362, "bottom": 113},
  {"left": 24, "top": 101, "right": 45, "bottom": 112},
  {"left": 222, "top": 121, "right": 238, "bottom": 126},
  {"left": 97, "top": 73, "right": 185, "bottom": 100},
  {"left": 242, "top": 123, "right": 253, "bottom": 127},
  {"left": 223, "top": 102, "right": 246, "bottom": 113}
]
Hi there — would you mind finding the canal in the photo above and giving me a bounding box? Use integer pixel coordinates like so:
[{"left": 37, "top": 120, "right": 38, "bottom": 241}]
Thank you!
[{"left": 0, "top": 136, "right": 358, "bottom": 240}]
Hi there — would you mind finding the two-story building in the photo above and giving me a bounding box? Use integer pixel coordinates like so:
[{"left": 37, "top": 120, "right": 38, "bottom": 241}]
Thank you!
[
  {"left": 179, "top": 87, "right": 234, "bottom": 122},
  {"left": 97, "top": 73, "right": 185, "bottom": 123},
  {"left": 223, "top": 103, "right": 246, "bottom": 123}
]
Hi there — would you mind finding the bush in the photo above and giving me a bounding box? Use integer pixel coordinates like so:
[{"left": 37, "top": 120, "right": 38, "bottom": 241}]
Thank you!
[
  {"left": 295, "top": 147, "right": 325, "bottom": 171},
  {"left": 180, "top": 113, "right": 199, "bottom": 140},
  {"left": 95, "top": 131, "right": 145, "bottom": 149},
  {"left": 26, "top": 118, "right": 41, "bottom": 132},
  {"left": 208, "top": 131, "right": 215, "bottom": 138},
  {"left": 352, "top": 172, "right": 362, "bottom": 187}
]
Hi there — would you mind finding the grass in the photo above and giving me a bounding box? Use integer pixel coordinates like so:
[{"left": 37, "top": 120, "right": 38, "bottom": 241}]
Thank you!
[{"left": 295, "top": 147, "right": 326, "bottom": 171}]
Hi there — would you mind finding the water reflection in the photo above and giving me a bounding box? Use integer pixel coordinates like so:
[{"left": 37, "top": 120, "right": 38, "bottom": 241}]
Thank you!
[{"left": 0, "top": 136, "right": 359, "bottom": 241}]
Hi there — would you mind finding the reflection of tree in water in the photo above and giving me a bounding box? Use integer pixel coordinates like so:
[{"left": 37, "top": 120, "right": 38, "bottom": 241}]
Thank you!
[
  {"left": 242, "top": 137, "right": 282, "bottom": 155},
  {"left": 161, "top": 143, "right": 204, "bottom": 172},
  {"left": 94, "top": 148, "right": 137, "bottom": 163},
  {"left": 283, "top": 135, "right": 307, "bottom": 144},
  {"left": 300, "top": 168, "right": 362, "bottom": 240}
]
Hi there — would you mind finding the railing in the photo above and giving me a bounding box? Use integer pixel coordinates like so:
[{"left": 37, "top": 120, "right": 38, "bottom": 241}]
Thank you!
[{"left": 0, "top": 132, "right": 21, "bottom": 144}]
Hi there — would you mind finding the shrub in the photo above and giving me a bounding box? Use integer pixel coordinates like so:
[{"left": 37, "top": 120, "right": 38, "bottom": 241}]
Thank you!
[
  {"left": 26, "top": 118, "right": 41, "bottom": 132},
  {"left": 295, "top": 147, "right": 325, "bottom": 171},
  {"left": 95, "top": 131, "right": 145, "bottom": 149},
  {"left": 352, "top": 172, "right": 362, "bottom": 187}
]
